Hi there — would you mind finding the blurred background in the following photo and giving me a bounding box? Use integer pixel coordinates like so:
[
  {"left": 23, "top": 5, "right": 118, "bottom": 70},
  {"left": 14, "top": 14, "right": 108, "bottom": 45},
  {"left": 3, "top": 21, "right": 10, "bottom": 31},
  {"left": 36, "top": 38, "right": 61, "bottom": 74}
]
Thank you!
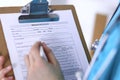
[{"left": 0, "top": 0, "right": 119, "bottom": 53}]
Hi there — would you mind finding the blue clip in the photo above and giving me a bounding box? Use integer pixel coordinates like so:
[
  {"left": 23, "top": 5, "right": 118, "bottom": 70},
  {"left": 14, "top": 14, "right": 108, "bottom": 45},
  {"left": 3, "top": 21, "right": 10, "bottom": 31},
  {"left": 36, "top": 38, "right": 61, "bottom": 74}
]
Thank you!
[{"left": 19, "top": 0, "right": 59, "bottom": 23}]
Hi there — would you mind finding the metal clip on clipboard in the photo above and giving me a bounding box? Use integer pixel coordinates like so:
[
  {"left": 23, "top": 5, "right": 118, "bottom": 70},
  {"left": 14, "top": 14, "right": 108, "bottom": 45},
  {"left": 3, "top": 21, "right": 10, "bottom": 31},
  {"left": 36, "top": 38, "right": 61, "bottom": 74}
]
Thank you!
[{"left": 18, "top": 0, "right": 59, "bottom": 23}]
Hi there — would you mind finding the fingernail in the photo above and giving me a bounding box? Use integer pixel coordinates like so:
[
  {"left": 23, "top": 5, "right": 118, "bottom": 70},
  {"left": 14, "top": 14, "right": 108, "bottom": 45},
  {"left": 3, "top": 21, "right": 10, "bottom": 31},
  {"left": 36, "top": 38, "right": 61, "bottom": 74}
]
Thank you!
[
  {"left": 0, "top": 56, "right": 3, "bottom": 61},
  {"left": 6, "top": 66, "right": 12, "bottom": 70},
  {"left": 3, "top": 66, "right": 11, "bottom": 73},
  {"left": 42, "top": 42, "right": 46, "bottom": 46},
  {"left": 41, "top": 41, "right": 44, "bottom": 44},
  {"left": 0, "top": 58, "right": 2, "bottom": 62}
]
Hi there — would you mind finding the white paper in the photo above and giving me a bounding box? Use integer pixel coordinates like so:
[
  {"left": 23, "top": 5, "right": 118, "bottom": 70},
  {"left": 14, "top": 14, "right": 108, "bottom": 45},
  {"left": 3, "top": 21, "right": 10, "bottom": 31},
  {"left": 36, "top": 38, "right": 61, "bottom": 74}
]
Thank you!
[{"left": 0, "top": 10, "right": 89, "bottom": 80}]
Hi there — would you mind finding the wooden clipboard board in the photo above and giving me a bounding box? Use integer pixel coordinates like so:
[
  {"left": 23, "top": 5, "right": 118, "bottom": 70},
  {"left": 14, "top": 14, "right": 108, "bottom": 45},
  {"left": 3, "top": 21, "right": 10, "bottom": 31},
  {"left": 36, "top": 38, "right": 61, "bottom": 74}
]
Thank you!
[{"left": 0, "top": 5, "right": 91, "bottom": 77}]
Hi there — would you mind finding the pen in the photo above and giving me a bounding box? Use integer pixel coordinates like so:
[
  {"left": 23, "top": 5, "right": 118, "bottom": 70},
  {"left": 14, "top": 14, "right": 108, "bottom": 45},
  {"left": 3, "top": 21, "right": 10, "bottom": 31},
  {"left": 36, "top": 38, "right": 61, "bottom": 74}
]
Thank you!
[{"left": 40, "top": 46, "right": 48, "bottom": 61}]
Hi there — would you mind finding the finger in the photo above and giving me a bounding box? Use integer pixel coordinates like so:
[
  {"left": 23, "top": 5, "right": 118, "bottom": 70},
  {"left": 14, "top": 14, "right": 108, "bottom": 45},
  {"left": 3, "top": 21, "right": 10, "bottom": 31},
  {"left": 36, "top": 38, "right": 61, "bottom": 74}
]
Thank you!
[
  {"left": 0, "top": 56, "right": 5, "bottom": 70},
  {"left": 0, "top": 66, "right": 12, "bottom": 78},
  {"left": 8, "top": 76, "right": 14, "bottom": 80},
  {"left": 42, "top": 42, "right": 59, "bottom": 66},
  {"left": 1, "top": 77, "right": 8, "bottom": 80},
  {"left": 24, "top": 55, "right": 30, "bottom": 69},
  {"left": 1, "top": 76, "right": 13, "bottom": 80},
  {"left": 30, "top": 42, "right": 42, "bottom": 61}
]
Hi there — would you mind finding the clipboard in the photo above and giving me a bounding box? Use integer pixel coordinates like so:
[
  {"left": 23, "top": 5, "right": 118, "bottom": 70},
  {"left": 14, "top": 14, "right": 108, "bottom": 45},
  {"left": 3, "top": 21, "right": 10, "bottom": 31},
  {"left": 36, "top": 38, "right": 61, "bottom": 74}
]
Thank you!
[{"left": 0, "top": 5, "right": 91, "bottom": 78}]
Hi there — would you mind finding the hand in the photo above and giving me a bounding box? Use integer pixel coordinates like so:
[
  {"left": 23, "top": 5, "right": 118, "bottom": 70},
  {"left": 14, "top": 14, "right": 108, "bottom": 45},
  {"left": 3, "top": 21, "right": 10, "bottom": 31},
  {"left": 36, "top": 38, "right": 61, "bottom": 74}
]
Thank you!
[
  {"left": 0, "top": 56, "right": 13, "bottom": 80},
  {"left": 25, "top": 42, "right": 64, "bottom": 80}
]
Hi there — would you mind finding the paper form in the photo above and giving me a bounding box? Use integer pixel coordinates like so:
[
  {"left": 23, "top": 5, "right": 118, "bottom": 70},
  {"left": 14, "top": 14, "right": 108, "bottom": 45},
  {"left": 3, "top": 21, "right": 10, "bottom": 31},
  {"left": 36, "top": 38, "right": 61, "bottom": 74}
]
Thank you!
[{"left": 0, "top": 10, "right": 89, "bottom": 80}]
